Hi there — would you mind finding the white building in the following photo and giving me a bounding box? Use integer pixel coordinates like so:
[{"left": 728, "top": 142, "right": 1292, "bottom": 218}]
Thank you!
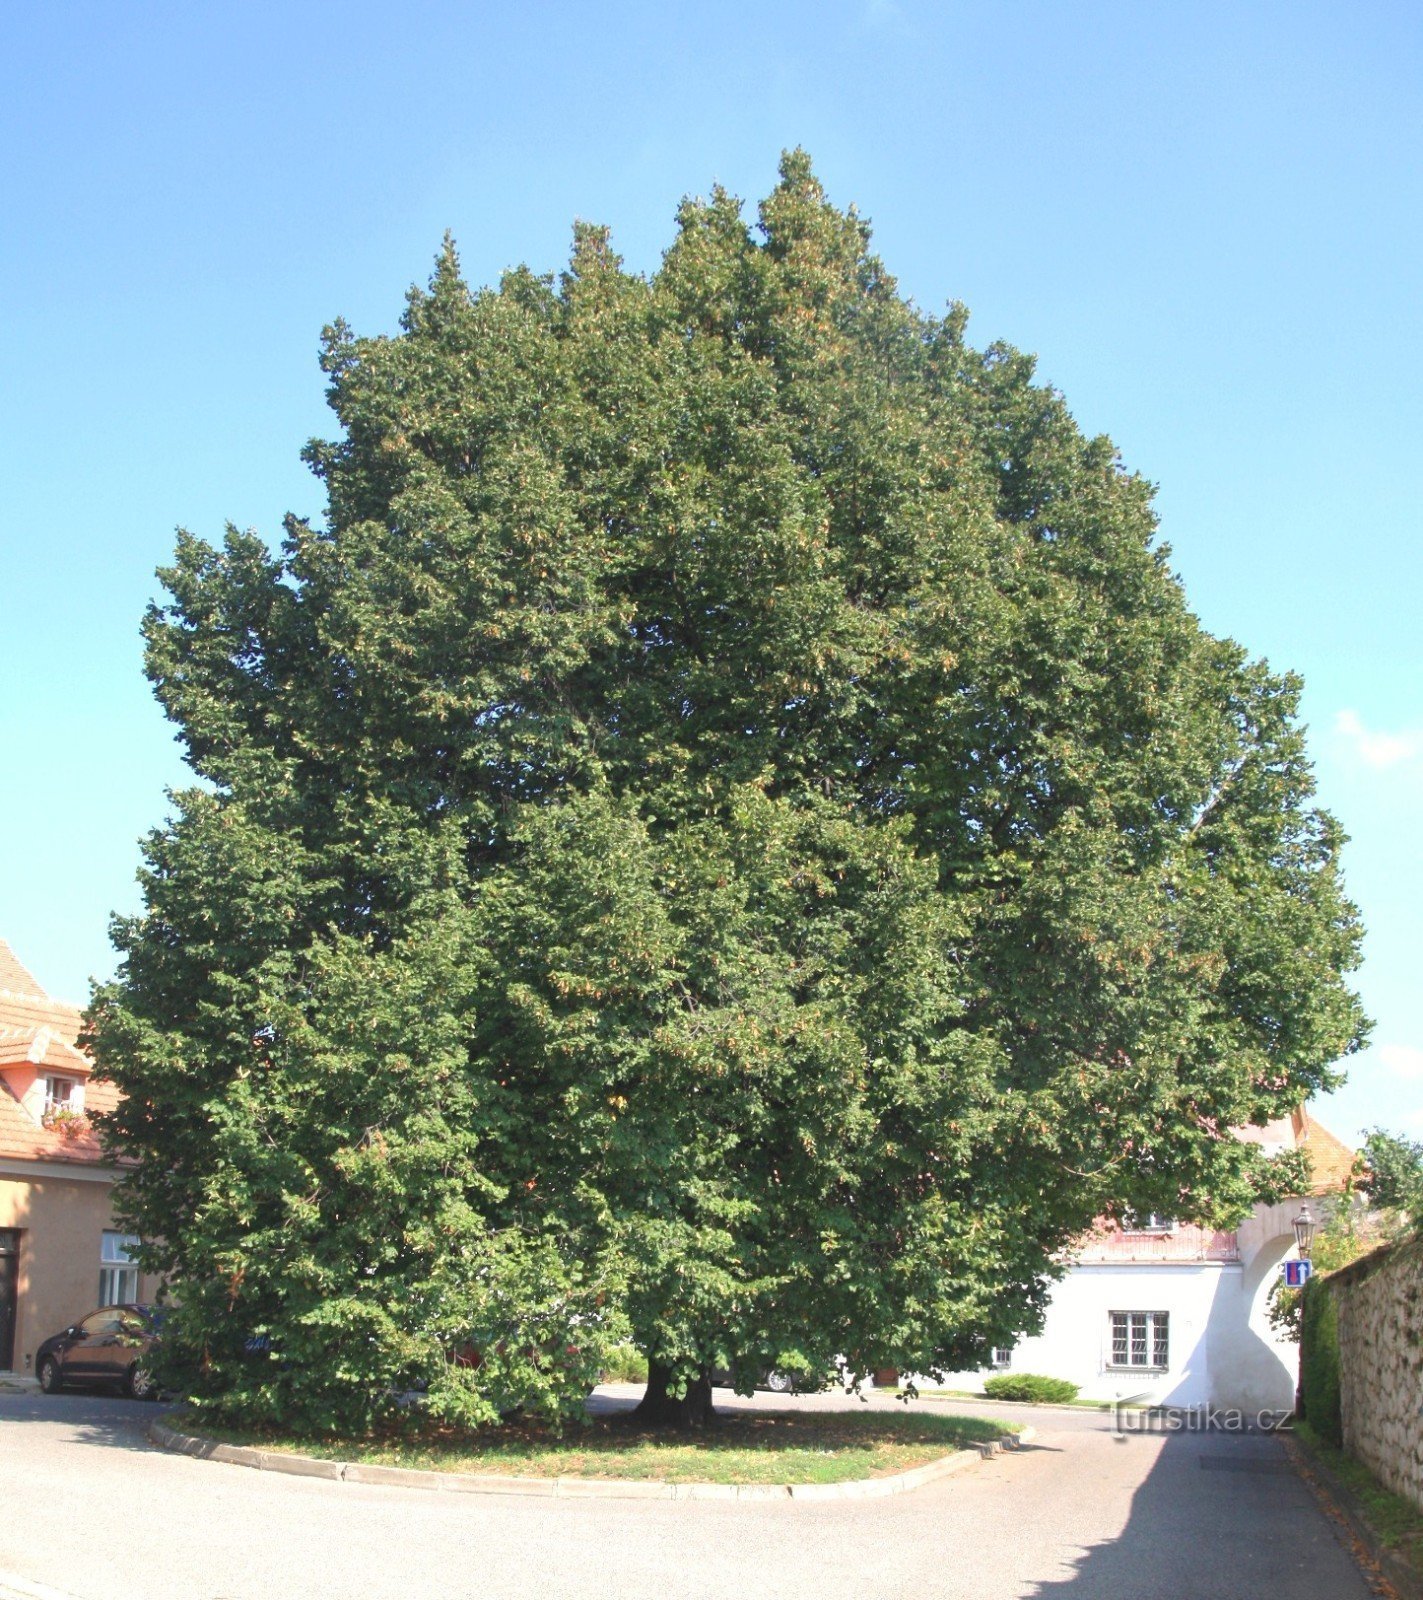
[{"left": 937, "top": 1110, "right": 1354, "bottom": 1413}]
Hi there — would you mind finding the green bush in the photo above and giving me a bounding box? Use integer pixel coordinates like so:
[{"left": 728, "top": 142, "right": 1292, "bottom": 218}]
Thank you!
[
  {"left": 601, "top": 1345, "right": 650, "bottom": 1385},
  {"left": 982, "top": 1373, "right": 1080, "bottom": 1404},
  {"left": 1299, "top": 1280, "right": 1342, "bottom": 1446}
]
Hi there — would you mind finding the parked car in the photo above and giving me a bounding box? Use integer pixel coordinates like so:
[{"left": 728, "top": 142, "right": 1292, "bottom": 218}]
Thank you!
[
  {"left": 35, "top": 1305, "right": 163, "bottom": 1400},
  {"left": 711, "top": 1366, "right": 798, "bottom": 1393}
]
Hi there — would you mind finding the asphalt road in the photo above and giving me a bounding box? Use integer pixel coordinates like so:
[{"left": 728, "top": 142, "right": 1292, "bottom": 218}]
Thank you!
[{"left": 0, "top": 1384, "right": 1374, "bottom": 1600}]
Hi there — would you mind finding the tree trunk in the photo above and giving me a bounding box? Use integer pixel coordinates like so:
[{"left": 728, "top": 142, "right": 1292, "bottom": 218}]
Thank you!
[{"left": 633, "top": 1360, "right": 716, "bottom": 1428}]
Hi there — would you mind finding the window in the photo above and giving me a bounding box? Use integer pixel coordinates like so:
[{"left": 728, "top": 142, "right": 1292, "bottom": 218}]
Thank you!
[
  {"left": 43, "top": 1076, "right": 79, "bottom": 1115},
  {"left": 1109, "top": 1311, "right": 1169, "bottom": 1370},
  {"left": 99, "top": 1232, "right": 140, "bottom": 1306},
  {"left": 991, "top": 1347, "right": 1013, "bottom": 1369},
  {"left": 1121, "top": 1212, "right": 1176, "bottom": 1234}
]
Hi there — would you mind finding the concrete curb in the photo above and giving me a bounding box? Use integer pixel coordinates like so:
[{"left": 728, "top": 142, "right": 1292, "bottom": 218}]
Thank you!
[
  {"left": 1287, "top": 1433, "right": 1423, "bottom": 1600},
  {"left": 147, "top": 1418, "right": 1034, "bottom": 1502}
]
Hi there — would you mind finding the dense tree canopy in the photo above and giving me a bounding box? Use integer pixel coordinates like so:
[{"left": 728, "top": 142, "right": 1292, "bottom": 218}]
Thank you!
[
  {"left": 92, "top": 152, "right": 1366, "bottom": 1430},
  {"left": 1358, "top": 1129, "right": 1423, "bottom": 1226}
]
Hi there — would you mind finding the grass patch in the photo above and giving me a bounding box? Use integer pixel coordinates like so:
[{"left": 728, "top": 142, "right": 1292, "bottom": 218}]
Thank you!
[
  {"left": 172, "top": 1406, "right": 1014, "bottom": 1485},
  {"left": 909, "top": 1387, "right": 1107, "bottom": 1409},
  {"left": 1295, "top": 1419, "right": 1423, "bottom": 1571}
]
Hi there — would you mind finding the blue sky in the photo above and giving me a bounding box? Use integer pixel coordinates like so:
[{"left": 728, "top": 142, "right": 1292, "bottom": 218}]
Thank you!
[{"left": 2, "top": 1, "right": 1418, "bottom": 1145}]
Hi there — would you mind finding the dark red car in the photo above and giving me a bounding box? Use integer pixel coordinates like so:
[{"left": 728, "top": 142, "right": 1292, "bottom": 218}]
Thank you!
[{"left": 35, "top": 1304, "right": 162, "bottom": 1400}]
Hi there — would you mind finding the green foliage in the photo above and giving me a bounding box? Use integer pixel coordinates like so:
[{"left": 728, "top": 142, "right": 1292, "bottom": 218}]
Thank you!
[
  {"left": 1268, "top": 1197, "right": 1382, "bottom": 1342},
  {"left": 1358, "top": 1129, "right": 1423, "bottom": 1231},
  {"left": 1299, "top": 1279, "right": 1342, "bottom": 1445},
  {"left": 601, "top": 1344, "right": 651, "bottom": 1385},
  {"left": 91, "top": 152, "right": 1367, "bottom": 1431},
  {"left": 1249, "top": 1147, "right": 1314, "bottom": 1207},
  {"left": 982, "top": 1373, "right": 1080, "bottom": 1404}
]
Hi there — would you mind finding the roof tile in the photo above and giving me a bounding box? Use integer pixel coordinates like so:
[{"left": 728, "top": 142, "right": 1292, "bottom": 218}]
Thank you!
[
  {"left": 0, "top": 938, "right": 48, "bottom": 1000},
  {"left": 0, "top": 938, "right": 120, "bottom": 1167}
]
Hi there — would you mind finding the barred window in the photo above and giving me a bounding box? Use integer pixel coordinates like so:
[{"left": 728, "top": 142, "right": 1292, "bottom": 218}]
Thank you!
[{"left": 1109, "top": 1311, "right": 1169, "bottom": 1370}]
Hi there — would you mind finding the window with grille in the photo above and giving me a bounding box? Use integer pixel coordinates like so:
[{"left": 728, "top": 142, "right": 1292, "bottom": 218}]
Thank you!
[
  {"left": 1109, "top": 1311, "right": 1169, "bottom": 1370},
  {"left": 99, "top": 1231, "right": 140, "bottom": 1306},
  {"left": 991, "top": 1347, "right": 1013, "bottom": 1368}
]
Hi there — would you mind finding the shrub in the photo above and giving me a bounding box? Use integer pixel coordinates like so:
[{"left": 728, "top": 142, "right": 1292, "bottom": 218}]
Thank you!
[
  {"left": 1299, "top": 1279, "right": 1342, "bottom": 1446},
  {"left": 982, "top": 1373, "right": 1080, "bottom": 1404},
  {"left": 601, "top": 1344, "right": 650, "bottom": 1385}
]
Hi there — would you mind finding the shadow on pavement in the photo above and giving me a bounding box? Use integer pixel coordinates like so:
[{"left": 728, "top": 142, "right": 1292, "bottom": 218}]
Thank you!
[
  {"left": 0, "top": 1389, "right": 171, "bottom": 1453},
  {"left": 1021, "top": 1427, "right": 1373, "bottom": 1600}
]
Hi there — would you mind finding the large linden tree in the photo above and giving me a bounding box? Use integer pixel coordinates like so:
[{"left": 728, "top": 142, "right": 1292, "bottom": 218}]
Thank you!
[{"left": 92, "top": 153, "right": 1365, "bottom": 1430}]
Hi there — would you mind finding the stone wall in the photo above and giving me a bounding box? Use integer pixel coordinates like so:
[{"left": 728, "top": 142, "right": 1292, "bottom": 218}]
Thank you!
[{"left": 1328, "top": 1235, "right": 1423, "bottom": 1511}]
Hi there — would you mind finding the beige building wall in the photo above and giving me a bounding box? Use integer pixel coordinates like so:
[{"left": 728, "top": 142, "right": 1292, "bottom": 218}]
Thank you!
[{"left": 0, "top": 1168, "right": 161, "bottom": 1375}]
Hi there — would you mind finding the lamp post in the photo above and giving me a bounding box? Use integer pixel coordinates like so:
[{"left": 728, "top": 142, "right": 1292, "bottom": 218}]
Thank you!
[
  {"left": 1293, "top": 1204, "right": 1316, "bottom": 1261},
  {"left": 1291, "top": 1203, "right": 1318, "bottom": 1424}
]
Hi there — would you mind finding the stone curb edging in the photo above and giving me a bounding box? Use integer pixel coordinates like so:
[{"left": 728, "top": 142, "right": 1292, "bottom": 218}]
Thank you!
[
  {"left": 1287, "top": 1433, "right": 1423, "bottom": 1600},
  {"left": 147, "top": 1418, "right": 1034, "bottom": 1502}
]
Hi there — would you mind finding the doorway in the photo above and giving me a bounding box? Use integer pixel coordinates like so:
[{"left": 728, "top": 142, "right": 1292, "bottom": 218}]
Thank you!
[{"left": 0, "top": 1230, "right": 19, "bottom": 1370}]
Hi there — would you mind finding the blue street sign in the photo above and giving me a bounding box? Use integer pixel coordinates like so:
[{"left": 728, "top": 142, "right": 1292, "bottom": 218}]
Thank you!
[{"left": 1283, "top": 1259, "right": 1313, "bottom": 1287}]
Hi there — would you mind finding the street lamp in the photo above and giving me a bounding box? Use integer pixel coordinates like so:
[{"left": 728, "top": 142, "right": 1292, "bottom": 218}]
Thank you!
[{"left": 1293, "top": 1204, "right": 1317, "bottom": 1261}]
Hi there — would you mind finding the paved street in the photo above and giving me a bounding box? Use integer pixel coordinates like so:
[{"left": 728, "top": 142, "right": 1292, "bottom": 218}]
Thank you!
[{"left": 0, "top": 1385, "right": 1373, "bottom": 1600}]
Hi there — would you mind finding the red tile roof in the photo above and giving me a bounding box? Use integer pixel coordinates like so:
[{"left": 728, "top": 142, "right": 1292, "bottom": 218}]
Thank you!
[
  {"left": 0, "top": 1027, "right": 92, "bottom": 1073},
  {"left": 1296, "top": 1107, "right": 1357, "bottom": 1194},
  {"left": 0, "top": 940, "right": 47, "bottom": 997},
  {"left": 0, "top": 938, "right": 120, "bottom": 1167},
  {"left": 1234, "top": 1107, "right": 1357, "bottom": 1193}
]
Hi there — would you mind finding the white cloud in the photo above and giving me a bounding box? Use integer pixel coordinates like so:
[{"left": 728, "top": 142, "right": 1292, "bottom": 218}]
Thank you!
[
  {"left": 1334, "top": 709, "right": 1423, "bottom": 770},
  {"left": 1378, "top": 1043, "right": 1423, "bottom": 1081}
]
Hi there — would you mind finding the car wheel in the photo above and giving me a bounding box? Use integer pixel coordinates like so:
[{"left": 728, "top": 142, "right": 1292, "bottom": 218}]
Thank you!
[
  {"left": 126, "top": 1363, "right": 156, "bottom": 1401},
  {"left": 763, "top": 1370, "right": 793, "bottom": 1393},
  {"left": 38, "top": 1357, "right": 61, "bottom": 1395}
]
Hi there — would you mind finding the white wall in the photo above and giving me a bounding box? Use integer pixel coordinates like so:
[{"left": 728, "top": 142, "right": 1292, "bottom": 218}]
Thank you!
[
  {"left": 1214, "top": 1223, "right": 1301, "bottom": 1412},
  {"left": 930, "top": 1246, "right": 1302, "bottom": 1411},
  {"left": 1014, "top": 1264, "right": 1231, "bottom": 1406}
]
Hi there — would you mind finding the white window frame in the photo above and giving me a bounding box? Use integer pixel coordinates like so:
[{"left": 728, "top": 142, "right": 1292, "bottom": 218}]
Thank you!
[
  {"left": 990, "top": 1346, "right": 1013, "bottom": 1369},
  {"left": 1121, "top": 1212, "right": 1177, "bottom": 1234},
  {"left": 99, "top": 1231, "right": 140, "bottom": 1306},
  {"left": 1108, "top": 1310, "right": 1169, "bottom": 1372},
  {"left": 43, "top": 1075, "right": 82, "bottom": 1115}
]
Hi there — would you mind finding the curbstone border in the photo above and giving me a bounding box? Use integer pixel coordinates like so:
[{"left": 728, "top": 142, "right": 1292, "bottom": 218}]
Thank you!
[{"left": 147, "top": 1418, "right": 1035, "bottom": 1502}]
